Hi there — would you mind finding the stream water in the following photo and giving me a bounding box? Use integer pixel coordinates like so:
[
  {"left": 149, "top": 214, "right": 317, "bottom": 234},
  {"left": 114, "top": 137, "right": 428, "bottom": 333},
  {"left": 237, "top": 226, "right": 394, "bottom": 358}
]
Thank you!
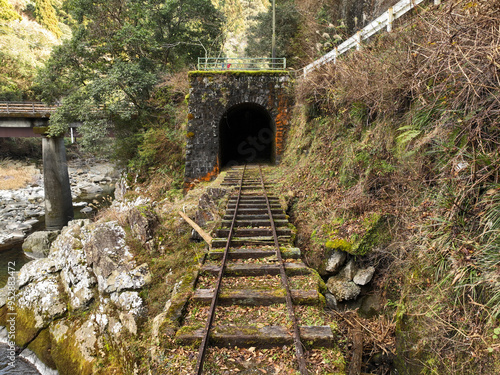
[{"left": 0, "top": 345, "right": 41, "bottom": 375}]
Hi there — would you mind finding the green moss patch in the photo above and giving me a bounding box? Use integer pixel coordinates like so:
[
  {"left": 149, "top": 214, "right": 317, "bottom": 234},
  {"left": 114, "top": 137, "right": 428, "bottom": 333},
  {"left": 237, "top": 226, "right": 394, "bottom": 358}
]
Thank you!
[
  {"left": 49, "top": 320, "right": 95, "bottom": 375},
  {"left": 350, "top": 214, "right": 392, "bottom": 256},
  {"left": 14, "top": 307, "right": 42, "bottom": 347},
  {"left": 322, "top": 213, "right": 392, "bottom": 257},
  {"left": 325, "top": 238, "right": 353, "bottom": 253},
  {"left": 27, "top": 328, "right": 56, "bottom": 369}
]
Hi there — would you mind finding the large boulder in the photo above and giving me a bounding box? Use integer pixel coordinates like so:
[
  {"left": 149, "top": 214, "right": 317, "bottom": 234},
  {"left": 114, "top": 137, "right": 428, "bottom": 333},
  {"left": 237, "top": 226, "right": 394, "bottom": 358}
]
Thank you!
[
  {"left": 326, "top": 276, "right": 361, "bottom": 302},
  {"left": 2, "top": 195, "right": 158, "bottom": 374},
  {"left": 49, "top": 319, "right": 97, "bottom": 375},
  {"left": 192, "top": 188, "right": 228, "bottom": 240},
  {"left": 127, "top": 206, "right": 158, "bottom": 246},
  {"left": 22, "top": 231, "right": 60, "bottom": 258},
  {"left": 83, "top": 221, "right": 152, "bottom": 294},
  {"left": 15, "top": 274, "right": 68, "bottom": 345}
]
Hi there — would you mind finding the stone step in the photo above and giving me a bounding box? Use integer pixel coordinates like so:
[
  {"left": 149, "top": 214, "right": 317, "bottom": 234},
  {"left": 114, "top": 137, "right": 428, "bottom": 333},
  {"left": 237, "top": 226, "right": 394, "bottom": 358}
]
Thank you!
[
  {"left": 211, "top": 236, "right": 291, "bottom": 247},
  {"left": 207, "top": 247, "right": 301, "bottom": 260},
  {"left": 176, "top": 325, "right": 334, "bottom": 348},
  {"left": 201, "top": 262, "right": 310, "bottom": 277},
  {"left": 192, "top": 288, "right": 320, "bottom": 305},
  {"left": 216, "top": 228, "right": 291, "bottom": 237},
  {"left": 221, "top": 219, "right": 289, "bottom": 227}
]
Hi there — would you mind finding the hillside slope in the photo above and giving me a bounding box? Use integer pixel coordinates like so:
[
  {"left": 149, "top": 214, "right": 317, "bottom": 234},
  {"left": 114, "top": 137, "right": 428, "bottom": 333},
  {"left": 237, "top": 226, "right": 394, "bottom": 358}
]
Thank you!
[
  {"left": 276, "top": 0, "right": 500, "bottom": 373},
  {"left": 0, "top": 0, "right": 70, "bottom": 100}
]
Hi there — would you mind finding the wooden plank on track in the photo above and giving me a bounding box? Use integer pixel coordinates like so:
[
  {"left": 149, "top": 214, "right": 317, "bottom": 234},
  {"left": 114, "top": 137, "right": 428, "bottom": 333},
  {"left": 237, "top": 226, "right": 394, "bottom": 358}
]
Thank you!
[
  {"left": 201, "top": 262, "right": 310, "bottom": 276},
  {"left": 193, "top": 288, "right": 320, "bottom": 305},
  {"left": 176, "top": 325, "right": 334, "bottom": 348}
]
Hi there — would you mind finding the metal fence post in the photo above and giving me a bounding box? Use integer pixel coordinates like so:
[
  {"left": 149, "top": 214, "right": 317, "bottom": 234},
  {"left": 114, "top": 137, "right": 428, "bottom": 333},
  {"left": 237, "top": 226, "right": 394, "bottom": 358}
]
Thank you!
[
  {"left": 387, "top": 7, "right": 394, "bottom": 32},
  {"left": 356, "top": 31, "right": 361, "bottom": 51}
]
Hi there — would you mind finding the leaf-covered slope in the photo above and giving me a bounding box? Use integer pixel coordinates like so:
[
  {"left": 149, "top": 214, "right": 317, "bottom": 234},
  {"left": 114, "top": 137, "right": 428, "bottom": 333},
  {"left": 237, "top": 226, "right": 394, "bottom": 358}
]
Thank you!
[
  {"left": 0, "top": 0, "right": 69, "bottom": 100},
  {"left": 276, "top": 0, "right": 500, "bottom": 373}
]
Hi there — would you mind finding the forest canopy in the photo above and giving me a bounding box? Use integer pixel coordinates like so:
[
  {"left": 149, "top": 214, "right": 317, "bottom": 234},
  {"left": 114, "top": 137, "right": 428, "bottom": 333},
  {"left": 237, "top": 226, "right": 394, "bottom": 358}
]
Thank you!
[{"left": 34, "top": 0, "right": 224, "bottom": 149}]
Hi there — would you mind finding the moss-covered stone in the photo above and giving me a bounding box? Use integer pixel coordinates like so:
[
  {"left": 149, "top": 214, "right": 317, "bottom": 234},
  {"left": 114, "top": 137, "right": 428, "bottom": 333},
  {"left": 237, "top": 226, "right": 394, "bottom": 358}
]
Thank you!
[
  {"left": 14, "top": 307, "right": 42, "bottom": 347},
  {"left": 350, "top": 214, "right": 392, "bottom": 256},
  {"left": 0, "top": 305, "right": 6, "bottom": 326},
  {"left": 325, "top": 238, "right": 353, "bottom": 253},
  {"left": 49, "top": 319, "right": 96, "bottom": 375},
  {"left": 324, "top": 213, "right": 392, "bottom": 257},
  {"left": 309, "top": 268, "right": 328, "bottom": 295},
  {"left": 159, "top": 269, "right": 199, "bottom": 338},
  {"left": 27, "top": 328, "right": 56, "bottom": 370}
]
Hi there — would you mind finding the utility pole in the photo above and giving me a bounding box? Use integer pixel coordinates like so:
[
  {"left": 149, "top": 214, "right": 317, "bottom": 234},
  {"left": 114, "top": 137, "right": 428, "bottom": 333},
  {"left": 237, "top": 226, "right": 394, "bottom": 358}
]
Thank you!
[{"left": 272, "top": 0, "right": 276, "bottom": 61}]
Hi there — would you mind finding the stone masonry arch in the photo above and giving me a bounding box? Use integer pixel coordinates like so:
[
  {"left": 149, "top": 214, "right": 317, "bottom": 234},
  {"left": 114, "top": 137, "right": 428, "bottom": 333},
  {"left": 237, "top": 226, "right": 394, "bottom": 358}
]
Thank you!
[{"left": 185, "top": 71, "right": 292, "bottom": 186}]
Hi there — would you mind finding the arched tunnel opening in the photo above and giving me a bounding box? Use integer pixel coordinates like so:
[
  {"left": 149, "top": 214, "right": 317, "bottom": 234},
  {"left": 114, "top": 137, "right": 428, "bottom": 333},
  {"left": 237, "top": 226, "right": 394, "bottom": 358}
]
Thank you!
[{"left": 219, "top": 103, "right": 275, "bottom": 167}]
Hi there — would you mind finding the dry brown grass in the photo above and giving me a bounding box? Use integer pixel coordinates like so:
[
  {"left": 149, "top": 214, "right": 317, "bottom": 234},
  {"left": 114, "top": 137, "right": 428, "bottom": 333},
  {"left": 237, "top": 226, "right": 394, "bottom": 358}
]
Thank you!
[
  {"left": 0, "top": 159, "right": 39, "bottom": 190},
  {"left": 280, "top": 1, "right": 500, "bottom": 373}
]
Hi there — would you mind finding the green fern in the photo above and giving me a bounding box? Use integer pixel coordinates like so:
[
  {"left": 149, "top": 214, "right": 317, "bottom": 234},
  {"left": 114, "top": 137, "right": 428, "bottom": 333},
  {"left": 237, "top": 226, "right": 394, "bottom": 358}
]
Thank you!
[{"left": 396, "top": 125, "right": 422, "bottom": 146}]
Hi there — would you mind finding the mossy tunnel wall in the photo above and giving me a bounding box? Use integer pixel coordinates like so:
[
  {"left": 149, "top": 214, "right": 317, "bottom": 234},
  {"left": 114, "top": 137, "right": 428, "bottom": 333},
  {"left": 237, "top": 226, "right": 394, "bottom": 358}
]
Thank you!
[{"left": 185, "top": 71, "right": 292, "bottom": 186}]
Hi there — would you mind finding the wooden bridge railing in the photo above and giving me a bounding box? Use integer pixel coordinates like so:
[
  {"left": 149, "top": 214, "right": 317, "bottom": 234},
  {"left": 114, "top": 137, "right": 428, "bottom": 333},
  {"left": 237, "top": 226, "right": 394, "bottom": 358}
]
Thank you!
[
  {"left": 0, "top": 101, "right": 58, "bottom": 116},
  {"left": 303, "top": 0, "right": 442, "bottom": 76}
]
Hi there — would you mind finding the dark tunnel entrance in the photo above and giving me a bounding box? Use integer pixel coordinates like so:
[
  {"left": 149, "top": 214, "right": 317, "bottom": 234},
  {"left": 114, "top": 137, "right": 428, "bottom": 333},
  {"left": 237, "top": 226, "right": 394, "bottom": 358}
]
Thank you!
[{"left": 219, "top": 103, "right": 275, "bottom": 167}]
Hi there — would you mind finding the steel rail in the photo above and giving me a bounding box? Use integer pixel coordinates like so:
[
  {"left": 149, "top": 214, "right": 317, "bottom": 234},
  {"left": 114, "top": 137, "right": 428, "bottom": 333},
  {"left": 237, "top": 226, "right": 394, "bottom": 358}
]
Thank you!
[
  {"left": 257, "top": 165, "right": 308, "bottom": 374},
  {"left": 194, "top": 165, "right": 247, "bottom": 374}
]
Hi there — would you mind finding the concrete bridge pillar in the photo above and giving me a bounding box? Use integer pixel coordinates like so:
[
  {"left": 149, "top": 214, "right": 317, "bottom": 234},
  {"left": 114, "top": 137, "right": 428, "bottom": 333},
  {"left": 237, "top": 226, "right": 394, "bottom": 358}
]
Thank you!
[{"left": 42, "top": 136, "right": 74, "bottom": 230}]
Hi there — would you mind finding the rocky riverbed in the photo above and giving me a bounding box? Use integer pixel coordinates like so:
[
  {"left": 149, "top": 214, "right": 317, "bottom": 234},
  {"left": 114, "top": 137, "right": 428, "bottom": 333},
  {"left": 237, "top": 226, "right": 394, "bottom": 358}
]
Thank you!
[{"left": 0, "top": 159, "right": 121, "bottom": 252}]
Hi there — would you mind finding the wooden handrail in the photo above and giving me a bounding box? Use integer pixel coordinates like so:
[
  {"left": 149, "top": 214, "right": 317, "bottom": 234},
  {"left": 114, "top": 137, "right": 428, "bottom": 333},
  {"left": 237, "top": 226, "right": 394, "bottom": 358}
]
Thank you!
[{"left": 0, "top": 101, "right": 58, "bottom": 114}]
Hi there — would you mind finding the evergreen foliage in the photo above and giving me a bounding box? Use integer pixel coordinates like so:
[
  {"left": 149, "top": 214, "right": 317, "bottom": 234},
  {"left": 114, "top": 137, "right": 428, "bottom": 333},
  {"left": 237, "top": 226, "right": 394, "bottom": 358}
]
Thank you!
[
  {"left": 245, "top": 0, "right": 302, "bottom": 65},
  {"left": 35, "top": 0, "right": 224, "bottom": 158},
  {"left": 0, "top": 12, "right": 61, "bottom": 100},
  {"left": 0, "top": 0, "right": 21, "bottom": 22},
  {"left": 34, "top": 0, "right": 61, "bottom": 37}
]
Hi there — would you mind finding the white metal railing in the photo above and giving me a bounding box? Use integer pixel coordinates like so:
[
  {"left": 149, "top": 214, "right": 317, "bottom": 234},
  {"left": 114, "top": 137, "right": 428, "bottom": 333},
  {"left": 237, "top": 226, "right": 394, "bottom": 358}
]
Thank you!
[
  {"left": 303, "top": 0, "right": 442, "bottom": 76},
  {"left": 197, "top": 57, "right": 286, "bottom": 71}
]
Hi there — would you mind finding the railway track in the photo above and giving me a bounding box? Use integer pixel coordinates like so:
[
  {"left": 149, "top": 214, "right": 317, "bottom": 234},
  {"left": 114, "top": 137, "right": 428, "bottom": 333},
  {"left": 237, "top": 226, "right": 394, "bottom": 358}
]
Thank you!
[{"left": 176, "top": 165, "right": 334, "bottom": 373}]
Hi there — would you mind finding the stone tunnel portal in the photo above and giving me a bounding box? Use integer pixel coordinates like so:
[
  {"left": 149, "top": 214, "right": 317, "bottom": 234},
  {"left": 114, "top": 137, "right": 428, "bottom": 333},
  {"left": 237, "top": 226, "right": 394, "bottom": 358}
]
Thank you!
[{"left": 219, "top": 103, "right": 275, "bottom": 167}]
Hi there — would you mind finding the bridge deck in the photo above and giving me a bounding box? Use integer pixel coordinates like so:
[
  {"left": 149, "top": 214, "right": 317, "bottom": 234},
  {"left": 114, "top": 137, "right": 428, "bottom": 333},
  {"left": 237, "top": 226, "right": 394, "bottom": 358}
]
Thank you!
[{"left": 0, "top": 102, "right": 57, "bottom": 118}]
